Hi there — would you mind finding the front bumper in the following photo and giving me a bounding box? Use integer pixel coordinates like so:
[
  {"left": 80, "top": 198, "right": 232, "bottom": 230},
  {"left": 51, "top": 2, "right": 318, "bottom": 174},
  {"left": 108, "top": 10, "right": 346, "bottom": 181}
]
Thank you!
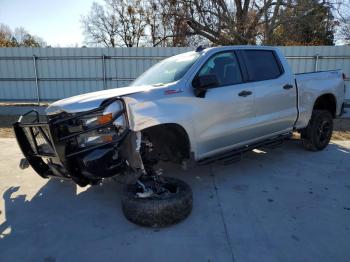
[{"left": 13, "top": 98, "right": 129, "bottom": 186}]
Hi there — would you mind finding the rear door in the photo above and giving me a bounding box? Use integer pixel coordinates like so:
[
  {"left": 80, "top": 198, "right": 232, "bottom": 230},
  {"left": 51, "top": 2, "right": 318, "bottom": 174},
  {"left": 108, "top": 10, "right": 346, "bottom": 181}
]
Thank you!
[{"left": 240, "top": 49, "right": 297, "bottom": 137}]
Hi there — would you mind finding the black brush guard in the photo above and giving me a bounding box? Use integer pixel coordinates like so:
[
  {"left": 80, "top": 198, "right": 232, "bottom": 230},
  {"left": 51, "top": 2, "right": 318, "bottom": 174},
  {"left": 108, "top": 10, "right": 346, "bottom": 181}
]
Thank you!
[{"left": 13, "top": 98, "right": 129, "bottom": 186}]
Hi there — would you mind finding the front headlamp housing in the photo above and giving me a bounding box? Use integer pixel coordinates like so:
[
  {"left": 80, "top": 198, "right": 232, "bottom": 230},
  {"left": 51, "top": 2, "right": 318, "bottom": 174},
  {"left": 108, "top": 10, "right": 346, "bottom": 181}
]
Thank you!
[
  {"left": 65, "top": 100, "right": 127, "bottom": 148},
  {"left": 78, "top": 100, "right": 124, "bottom": 129},
  {"left": 76, "top": 126, "right": 118, "bottom": 148},
  {"left": 79, "top": 113, "right": 113, "bottom": 129}
]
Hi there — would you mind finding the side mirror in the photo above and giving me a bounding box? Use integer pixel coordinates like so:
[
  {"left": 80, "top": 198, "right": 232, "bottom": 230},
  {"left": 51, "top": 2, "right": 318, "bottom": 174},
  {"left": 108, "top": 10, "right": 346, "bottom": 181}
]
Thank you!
[{"left": 193, "top": 74, "right": 219, "bottom": 98}]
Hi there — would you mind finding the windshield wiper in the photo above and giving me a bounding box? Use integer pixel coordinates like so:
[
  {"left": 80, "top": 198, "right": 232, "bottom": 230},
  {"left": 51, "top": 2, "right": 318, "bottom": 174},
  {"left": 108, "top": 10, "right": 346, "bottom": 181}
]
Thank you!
[{"left": 152, "top": 83, "right": 165, "bottom": 87}]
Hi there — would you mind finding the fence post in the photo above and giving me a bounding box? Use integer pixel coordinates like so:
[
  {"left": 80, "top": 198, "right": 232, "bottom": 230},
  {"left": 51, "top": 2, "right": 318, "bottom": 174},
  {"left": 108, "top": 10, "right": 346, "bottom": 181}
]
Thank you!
[
  {"left": 314, "top": 53, "right": 319, "bottom": 71},
  {"left": 102, "top": 55, "right": 107, "bottom": 90},
  {"left": 32, "top": 55, "right": 40, "bottom": 105}
]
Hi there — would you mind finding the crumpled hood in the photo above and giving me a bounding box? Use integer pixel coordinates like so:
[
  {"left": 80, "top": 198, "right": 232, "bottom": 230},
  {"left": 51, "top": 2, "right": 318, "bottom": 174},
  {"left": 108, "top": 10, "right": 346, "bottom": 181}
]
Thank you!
[{"left": 46, "top": 84, "right": 165, "bottom": 115}]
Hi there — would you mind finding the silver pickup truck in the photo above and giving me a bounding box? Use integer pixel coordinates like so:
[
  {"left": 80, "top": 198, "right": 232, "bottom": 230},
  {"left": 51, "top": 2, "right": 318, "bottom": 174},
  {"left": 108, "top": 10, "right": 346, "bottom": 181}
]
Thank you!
[{"left": 14, "top": 46, "right": 346, "bottom": 226}]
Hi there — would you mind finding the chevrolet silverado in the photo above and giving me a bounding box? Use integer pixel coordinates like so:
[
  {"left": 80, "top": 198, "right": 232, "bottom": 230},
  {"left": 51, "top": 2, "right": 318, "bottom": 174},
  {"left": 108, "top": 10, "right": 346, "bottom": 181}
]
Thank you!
[{"left": 13, "top": 46, "right": 346, "bottom": 226}]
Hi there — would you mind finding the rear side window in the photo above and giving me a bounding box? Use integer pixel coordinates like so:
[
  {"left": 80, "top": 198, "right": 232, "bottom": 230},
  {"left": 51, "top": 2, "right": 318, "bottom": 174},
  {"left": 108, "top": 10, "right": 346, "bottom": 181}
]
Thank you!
[{"left": 243, "top": 50, "right": 283, "bottom": 81}]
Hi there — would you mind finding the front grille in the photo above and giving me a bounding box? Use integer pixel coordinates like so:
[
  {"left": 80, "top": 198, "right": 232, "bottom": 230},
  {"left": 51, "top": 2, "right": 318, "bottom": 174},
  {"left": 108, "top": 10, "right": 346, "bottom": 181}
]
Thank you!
[
  {"left": 15, "top": 98, "right": 128, "bottom": 160},
  {"left": 22, "top": 125, "right": 55, "bottom": 156}
]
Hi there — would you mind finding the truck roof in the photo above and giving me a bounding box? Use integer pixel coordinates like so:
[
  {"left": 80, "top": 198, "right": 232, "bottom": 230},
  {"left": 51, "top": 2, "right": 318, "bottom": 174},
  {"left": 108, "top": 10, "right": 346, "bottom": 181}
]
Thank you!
[{"left": 199, "top": 45, "right": 280, "bottom": 53}]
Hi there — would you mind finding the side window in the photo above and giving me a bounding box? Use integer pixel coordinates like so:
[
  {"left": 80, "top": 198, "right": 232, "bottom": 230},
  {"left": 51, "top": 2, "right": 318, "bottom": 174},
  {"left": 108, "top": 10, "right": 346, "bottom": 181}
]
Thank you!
[
  {"left": 243, "top": 50, "right": 282, "bottom": 81},
  {"left": 197, "top": 52, "right": 243, "bottom": 87}
]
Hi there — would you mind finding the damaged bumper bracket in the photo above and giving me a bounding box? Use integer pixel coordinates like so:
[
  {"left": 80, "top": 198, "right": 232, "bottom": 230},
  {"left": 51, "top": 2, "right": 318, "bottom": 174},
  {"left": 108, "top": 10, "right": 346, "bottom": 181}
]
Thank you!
[{"left": 13, "top": 99, "right": 135, "bottom": 186}]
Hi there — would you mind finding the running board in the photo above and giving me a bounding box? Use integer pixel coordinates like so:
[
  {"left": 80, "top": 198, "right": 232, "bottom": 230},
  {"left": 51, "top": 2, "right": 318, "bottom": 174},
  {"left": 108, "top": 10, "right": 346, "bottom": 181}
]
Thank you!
[{"left": 197, "top": 133, "right": 292, "bottom": 165}]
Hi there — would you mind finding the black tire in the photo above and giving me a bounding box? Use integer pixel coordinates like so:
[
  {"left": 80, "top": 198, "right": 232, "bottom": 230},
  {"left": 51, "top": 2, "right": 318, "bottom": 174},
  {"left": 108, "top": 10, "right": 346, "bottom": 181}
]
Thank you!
[
  {"left": 301, "top": 110, "right": 333, "bottom": 151},
  {"left": 121, "top": 177, "right": 193, "bottom": 227}
]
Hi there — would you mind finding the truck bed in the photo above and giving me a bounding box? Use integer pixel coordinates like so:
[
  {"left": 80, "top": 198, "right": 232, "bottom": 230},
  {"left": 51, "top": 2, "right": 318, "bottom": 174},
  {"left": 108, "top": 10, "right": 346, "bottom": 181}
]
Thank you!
[{"left": 294, "top": 69, "right": 345, "bottom": 129}]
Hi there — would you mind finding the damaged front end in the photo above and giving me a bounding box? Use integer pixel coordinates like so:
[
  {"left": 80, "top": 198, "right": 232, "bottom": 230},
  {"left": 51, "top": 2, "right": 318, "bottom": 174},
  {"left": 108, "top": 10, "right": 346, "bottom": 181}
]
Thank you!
[{"left": 13, "top": 98, "right": 142, "bottom": 186}]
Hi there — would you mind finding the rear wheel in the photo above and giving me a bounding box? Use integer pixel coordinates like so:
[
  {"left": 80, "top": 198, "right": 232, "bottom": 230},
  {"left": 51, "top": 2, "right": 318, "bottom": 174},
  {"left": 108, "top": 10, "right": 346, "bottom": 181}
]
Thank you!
[{"left": 301, "top": 110, "right": 333, "bottom": 151}]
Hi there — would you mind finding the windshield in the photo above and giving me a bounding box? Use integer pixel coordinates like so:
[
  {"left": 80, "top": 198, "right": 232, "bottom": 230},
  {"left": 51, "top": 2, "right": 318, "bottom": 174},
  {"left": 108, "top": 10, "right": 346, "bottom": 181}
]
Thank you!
[{"left": 131, "top": 51, "right": 200, "bottom": 86}]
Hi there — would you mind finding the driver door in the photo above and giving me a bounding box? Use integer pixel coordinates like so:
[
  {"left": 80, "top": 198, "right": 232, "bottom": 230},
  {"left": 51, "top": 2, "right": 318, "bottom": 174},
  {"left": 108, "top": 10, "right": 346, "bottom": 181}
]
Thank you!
[{"left": 192, "top": 51, "right": 256, "bottom": 159}]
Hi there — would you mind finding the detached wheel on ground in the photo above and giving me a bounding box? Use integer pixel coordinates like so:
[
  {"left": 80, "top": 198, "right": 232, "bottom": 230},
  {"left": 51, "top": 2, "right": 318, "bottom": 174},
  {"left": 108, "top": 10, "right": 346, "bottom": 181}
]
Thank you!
[
  {"left": 121, "top": 177, "right": 193, "bottom": 227},
  {"left": 301, "top": 110, "right": 333, "bottom": 151}
]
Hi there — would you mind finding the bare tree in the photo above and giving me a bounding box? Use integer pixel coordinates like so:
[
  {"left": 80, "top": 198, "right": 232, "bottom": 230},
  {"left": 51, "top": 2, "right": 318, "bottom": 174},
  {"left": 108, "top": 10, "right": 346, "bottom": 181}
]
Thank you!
[
  {"left": 0, "top": 24, "right": 15, "bottom": 47},
  {"left": 14, "top": 27, "right": 46, "bottom": 47},
  {"left": 81, "top": 0, "right": 340, "bottom": 47},
  {"left": 82, "top": 0, "right": 203, "bottom": 47},
  {"left": 81, "top": 2, "right": 119, "bottom": 47},
  {"left": 181, "top": 0, "right": 338, "bottom": 46},
  {"left": 0, "top": 23, "right": 46, "bottom": 47},
  {"left": 146, "top": 0, "right": 173, "bottom": 46},
  {"left": 109, "top": 0, "right": 148, "bottom": 47},
  {"left": 182, "top": 0, "right": 288, "bottom": 45},
  {"left": 335, "top": 1, "right": 350, "bottom": 44},
  {"left": 82, "top": 0, "right": 148, "bottom": 47},
  {"left": 339, "top": 18, "right": 350, "bottom": 43},
  {"left": 145, "top": 0, "right": 205, "bottom": 47}
]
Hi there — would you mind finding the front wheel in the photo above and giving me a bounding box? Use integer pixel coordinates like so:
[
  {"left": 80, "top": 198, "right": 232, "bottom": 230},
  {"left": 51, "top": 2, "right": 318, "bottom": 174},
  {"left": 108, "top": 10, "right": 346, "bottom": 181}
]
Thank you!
[
  {"left": 121, "top": 177, "right": 193, "bottom": 227},
  {"left": 301, "top": 110, "right": 333, "bottom": 151}
]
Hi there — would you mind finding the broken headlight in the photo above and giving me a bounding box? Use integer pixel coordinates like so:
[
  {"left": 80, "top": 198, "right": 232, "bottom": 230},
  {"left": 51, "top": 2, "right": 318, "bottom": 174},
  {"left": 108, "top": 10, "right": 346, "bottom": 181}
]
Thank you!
[
  {"left": 75, "top": 100, "right": 127, "bottom": 148},
  {"left": 77, "top": 127, "right": 118, "bottom": 148},
  {"left": 79, "top": 100, "right": 123, "bottom": 129}
]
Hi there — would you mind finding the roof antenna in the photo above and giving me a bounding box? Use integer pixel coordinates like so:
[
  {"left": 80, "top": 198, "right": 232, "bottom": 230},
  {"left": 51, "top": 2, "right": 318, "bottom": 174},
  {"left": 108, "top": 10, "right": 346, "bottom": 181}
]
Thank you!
[{"left": 195, "top": 45, "right": 205, "bottom": 52}]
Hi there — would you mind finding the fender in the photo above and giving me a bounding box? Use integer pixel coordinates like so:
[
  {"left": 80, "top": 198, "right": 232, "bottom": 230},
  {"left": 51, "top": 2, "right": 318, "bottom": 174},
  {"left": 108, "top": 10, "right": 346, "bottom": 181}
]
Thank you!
[
  {"left": 295, "top": 70, "right": 344, "bottom": 129},
  {"left": 122, "top": 95, "right": 198, "bottom": 158},
  {"left": 296, "top": 91, "right": 338, "bottom": 129}
]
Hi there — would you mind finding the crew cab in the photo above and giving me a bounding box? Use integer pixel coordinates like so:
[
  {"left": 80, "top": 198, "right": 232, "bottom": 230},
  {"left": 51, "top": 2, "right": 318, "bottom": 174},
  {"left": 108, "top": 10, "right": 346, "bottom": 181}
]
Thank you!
[{"left": 14, "top": 46, "right": 346, "bottom": 187}]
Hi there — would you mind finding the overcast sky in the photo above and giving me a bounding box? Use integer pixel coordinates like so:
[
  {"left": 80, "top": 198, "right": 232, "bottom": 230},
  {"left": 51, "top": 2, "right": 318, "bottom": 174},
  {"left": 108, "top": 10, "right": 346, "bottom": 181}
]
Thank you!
[{"left": 0, "top": 0, "right": 101, "bottom": 46}]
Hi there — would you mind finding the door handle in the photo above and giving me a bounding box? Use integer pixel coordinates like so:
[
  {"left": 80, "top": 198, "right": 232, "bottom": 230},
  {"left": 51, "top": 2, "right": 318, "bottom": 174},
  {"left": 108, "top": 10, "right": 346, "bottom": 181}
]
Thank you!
[
  {"left": 283, "top": 84, "right": 293, "bottom": 90},
  {"left": 238, "top": 90, "right": 252, "bottom": 97}
]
